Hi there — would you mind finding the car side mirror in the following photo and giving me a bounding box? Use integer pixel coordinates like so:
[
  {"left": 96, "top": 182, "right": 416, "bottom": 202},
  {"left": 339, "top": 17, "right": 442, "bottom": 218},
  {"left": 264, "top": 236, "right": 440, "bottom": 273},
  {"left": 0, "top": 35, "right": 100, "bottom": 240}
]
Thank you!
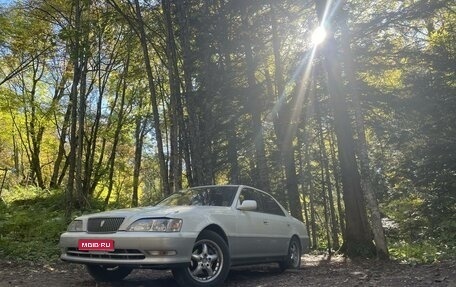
[{"left": 237, "top": 200, "right": 257, "bottom": 211}]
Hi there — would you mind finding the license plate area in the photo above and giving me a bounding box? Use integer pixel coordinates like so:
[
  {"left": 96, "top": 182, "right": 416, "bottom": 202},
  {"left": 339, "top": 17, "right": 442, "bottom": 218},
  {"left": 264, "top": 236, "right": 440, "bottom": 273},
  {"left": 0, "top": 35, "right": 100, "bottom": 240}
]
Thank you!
[{"left": 78, "top": 239, "right": 115, "bottom": 251}]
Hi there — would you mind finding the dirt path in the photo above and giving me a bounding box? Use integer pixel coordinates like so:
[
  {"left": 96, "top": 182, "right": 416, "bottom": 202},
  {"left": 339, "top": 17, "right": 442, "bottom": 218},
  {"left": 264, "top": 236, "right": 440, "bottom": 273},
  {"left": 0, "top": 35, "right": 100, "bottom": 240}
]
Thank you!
[{"left": 1, "top": 255, "right": 455, "bottom": 287}]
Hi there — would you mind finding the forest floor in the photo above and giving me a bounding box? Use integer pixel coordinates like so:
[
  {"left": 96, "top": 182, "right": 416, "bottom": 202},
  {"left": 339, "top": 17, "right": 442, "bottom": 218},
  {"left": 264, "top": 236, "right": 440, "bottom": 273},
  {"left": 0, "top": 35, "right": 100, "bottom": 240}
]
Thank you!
[{"left": 0, "top": 254, "right": 455, "bottom": 287}]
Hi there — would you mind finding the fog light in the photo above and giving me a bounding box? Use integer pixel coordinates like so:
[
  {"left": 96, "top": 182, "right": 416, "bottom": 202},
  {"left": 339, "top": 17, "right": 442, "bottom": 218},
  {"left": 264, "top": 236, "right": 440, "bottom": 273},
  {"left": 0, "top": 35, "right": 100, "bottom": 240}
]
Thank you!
[{"left": 147, "top": 250, "right": 177, "bottom": 256}]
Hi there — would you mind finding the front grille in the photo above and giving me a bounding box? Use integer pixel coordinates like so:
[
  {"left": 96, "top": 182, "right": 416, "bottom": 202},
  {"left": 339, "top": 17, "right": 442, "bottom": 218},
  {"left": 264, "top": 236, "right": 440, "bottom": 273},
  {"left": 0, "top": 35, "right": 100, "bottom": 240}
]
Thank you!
[
  {"left": 87, "top": 217, "right": 124, "bottom": 233},
  {"left": 66, "top": 248, "right": 145, "bottom": 260}
]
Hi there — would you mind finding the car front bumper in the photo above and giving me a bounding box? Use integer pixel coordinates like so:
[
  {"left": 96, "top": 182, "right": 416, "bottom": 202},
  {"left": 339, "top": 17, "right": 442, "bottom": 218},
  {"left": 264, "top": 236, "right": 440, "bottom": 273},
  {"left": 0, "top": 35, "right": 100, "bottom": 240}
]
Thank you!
[{"left": 59, "top": 231, "right": 197, "bottom": 266}]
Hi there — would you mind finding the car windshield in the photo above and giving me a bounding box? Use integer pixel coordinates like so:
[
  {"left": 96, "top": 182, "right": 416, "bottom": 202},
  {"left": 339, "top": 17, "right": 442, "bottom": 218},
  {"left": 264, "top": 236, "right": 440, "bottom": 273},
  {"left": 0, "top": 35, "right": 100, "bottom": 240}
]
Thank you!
[{"left": 156, "top": 186, "right": 238, "bottom": 207}]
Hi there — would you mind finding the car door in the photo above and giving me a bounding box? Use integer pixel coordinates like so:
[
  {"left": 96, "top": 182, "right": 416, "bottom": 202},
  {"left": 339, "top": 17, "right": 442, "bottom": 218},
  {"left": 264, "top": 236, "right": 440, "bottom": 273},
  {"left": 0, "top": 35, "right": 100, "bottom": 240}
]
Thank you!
[
  {"left": 231, "top": 187, "right": 270, "bottom": 259},
  {"left": 257, "top": 191, "right": 291, "bottom": 256}
]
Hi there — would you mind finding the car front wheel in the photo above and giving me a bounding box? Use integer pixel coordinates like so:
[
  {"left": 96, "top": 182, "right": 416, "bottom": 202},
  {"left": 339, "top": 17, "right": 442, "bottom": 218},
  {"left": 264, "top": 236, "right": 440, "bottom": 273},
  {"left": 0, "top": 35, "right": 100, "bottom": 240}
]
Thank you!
[
  {"left": 86, "top": 264, "right": 132, "bottom": 282},
  {"left": 172, "top": 230, "right": 230, "bottom": 287},
  {"left": 279, "top": 236, "right": 301, "bottom": 271}
]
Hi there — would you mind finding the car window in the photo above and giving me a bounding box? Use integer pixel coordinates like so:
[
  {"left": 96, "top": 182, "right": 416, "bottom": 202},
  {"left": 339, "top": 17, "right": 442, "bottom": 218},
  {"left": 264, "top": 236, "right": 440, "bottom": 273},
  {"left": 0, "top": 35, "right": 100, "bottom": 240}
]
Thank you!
[
  {"left": 157, "top": 186, "right": 237, "bottom": 207},
  {"left": 239, "top": 188, "right": 263, "bottom": 212},
  {"left": 239, "top": 187, "right": 285, "bottom": 216},
  {"left": 259, "top": 192, "right": 286, "bottom": 216}
]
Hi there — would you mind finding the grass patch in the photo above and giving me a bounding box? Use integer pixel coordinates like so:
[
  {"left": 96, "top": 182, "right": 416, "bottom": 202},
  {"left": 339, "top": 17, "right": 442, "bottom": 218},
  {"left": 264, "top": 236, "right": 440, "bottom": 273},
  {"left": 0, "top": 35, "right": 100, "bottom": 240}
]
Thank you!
[
  {"left": 389, "top": 240, "right": 456, "bottom": 264},
  {"left": 0, "top": 187, "right": 116, "bottom": 262},
  {"left": 0, "top": 188, "right": 67, "bottom": 262}
]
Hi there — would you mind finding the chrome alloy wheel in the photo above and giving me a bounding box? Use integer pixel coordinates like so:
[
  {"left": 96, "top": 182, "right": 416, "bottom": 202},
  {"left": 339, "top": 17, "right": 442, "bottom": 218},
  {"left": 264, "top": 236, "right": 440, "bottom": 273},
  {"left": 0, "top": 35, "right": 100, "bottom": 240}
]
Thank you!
[
  {"left": 289, "top": 240, "right": 300, "bottom": 267},
  {"left": 188, "top": 239, "right": 223, "bottom": 283}
]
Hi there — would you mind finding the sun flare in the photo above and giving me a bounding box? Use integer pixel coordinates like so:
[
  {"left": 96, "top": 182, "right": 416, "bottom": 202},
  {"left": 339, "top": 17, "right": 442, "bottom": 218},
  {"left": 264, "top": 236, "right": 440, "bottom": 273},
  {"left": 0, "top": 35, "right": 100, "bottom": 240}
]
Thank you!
[{"left": 311, "top": 26, "right": 327, "bottom": 45}]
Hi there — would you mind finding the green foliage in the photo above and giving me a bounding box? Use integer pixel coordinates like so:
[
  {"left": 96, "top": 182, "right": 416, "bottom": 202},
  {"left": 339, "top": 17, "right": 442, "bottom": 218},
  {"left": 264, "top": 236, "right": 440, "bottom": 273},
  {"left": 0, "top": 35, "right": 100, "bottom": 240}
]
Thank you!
[
  {"left": 0, "top": 187, "right": 108, "bottom": 262},
  {"left": 383, "top": 195, "right": 456, "bottom": 263},
  {"left": 383, "top": 196, "right": 427, "bottom": 241},
  {"left": 389, "top": 240, "right": 456, "bottom": 264},
  {"left": 0, "top": 188, "right": 66, "bottom": 262}
]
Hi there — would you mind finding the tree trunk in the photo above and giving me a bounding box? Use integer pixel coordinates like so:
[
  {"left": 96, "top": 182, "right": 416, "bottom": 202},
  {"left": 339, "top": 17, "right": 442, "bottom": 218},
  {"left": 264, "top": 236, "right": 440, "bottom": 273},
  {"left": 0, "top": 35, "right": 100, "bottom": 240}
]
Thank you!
[
  {"left": 66, "top": 0, "right": 82, "bottom": 219},
  {"left": 26, "top": 64, "right": 45, "bottom": 189},
  {"left": 50, "top": 98, "right": 71, "bottom": 189},
  {"left": 133, "top": 0, "right": 170, "bottom": 195},
  {"left": 132, "top": 109, "right": 147, "bottom": 207},
  {"left": 75, "top": 52, "right": 89, "bottom": 207},
  {"left": 339, "top": 10, "right": 389, "bottom": 259},
  {"left": 315, "top": 93, "right": 340, "bottom": 250},
  {"left": 322, "top": 39, "right": 375, "bottom": 256},
  {"left": 303, "top": 136, "right": 318, "bottom": 249},
  {"left": 329, "top": 128, "right": 346, "bottom": 239},
  {"left": 309, "top": 168, "right": 318, "bottom": 249},
  {"left": 297, "top": 132, "right": 312, "bottom": 244},
  {"left": 163, "top": 0, "right": 182, "bottom": 193},
  {"left": 315, "top": 0, "right": 375, "bottom": 257},
  {"left": 84, "top": 26, "right": 119, "bottom": 197},
  {"left": 268, "top": 1, "right": 304, "bottom": 220},
  {"left": 240, "top": 3, "right": 270, "bottom": 192},
  {"left": 105, "top": 55, "right": 128, "bottom": 207},
  {"left": 175, "top": 0, "right": 195, "bottom": 186}
]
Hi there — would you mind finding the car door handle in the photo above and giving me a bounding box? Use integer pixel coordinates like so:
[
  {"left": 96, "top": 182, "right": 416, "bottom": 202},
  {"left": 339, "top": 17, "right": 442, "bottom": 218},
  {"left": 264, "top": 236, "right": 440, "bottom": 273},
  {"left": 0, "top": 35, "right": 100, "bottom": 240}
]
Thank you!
[{"left": 263, "top": 220, "right": 269, "bottom": 225}]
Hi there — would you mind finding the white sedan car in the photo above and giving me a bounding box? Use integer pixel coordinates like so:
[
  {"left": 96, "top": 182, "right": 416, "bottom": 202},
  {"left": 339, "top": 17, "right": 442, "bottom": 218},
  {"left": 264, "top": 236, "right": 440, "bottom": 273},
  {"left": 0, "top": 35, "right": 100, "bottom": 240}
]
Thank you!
[{"left": 59, "top": 185, "right": 309, "bottom": 287}]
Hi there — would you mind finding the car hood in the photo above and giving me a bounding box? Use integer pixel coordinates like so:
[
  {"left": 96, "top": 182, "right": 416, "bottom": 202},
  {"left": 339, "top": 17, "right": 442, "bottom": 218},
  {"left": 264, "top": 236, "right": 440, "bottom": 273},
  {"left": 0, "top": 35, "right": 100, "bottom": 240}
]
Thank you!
[
  {"left": 76, "top": 205, "right": 232, "bottom": 232},
  {"left": 78, "top": 205, "right": 197, "bottom": 220}
]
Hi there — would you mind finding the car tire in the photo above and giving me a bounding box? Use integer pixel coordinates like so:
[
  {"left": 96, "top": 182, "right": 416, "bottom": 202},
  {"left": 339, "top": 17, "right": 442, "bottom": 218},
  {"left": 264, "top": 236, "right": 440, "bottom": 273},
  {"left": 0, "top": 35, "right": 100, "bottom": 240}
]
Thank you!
[
  {"left": 86, "top": 264, "right": 132, "bottom": 282},
  {"left": 279, "top": 236, "right": 301, "bottom": 271},
  {"left": 172, "top": 230, "right": 230, "bottom": 287}
]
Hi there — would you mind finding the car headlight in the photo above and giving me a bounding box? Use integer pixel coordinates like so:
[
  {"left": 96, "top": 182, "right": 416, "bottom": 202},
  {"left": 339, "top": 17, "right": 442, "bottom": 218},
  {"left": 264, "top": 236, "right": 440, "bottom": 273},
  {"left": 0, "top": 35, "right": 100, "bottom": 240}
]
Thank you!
[
  {"left": 126, "top": 218, "right": 183, "bottom": 232},
  {"left": 67, "top": 220, "right": 83, "bottom": 232}
]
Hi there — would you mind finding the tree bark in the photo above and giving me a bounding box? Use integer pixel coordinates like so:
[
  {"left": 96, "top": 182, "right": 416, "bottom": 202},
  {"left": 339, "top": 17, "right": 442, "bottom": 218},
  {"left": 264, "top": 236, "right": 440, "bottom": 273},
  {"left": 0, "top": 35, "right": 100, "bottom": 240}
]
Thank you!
[
  {"left": 84, "top": 24, "right": 120, "bottom": 197},
  {"left": 240, "top": 3, "right": 270, "bottom": 192},
  {"left": 329, "top": 127, "right": 346, "bottom": 240},
  {"left": 105, "top": 53, "right": 129, "bottom": 207},
  {"left": 322, "top": 39, "right": 375, "bottom": 256},
  {"left": 50, "top": 75, "right": 71, "bottom": 189},
  {"left": 340, "top": 10, "right": 389, "bottom": 259},
  {"left": 297, "top": 130, "right": 312, "bottom": 244},
  {"left": 66, "top": 0, "right": 82, "bottom": 219},
  {"left": 132, "top": 107, "right": 147, "bottom": 207},
  {"left": 315, "top": 93, "right": 340, "bottom": 250},
  {"left": 269, "top": 1, "right": 303, "bottom": 221},
  {"left": 25, "top": 61, "right": 45, "bottom": 189},
  {"left": 175, "top": 0, "right": 195, "bottom": 186},
  {"left": 162, "top": 0, "right": 182, "bottom": 193},
  {"left": 315, "top": 0, "right": 375, "bottom": 257},
  {"left": 133, "top": 0, "right": 170, "bottom": 195}
]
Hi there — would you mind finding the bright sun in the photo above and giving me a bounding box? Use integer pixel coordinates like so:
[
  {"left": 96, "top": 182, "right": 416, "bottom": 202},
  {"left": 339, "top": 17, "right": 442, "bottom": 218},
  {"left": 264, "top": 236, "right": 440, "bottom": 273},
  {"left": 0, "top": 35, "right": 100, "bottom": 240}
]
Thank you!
[{"left": 311, "top": 26, "right": 327, "bottom": 45}]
